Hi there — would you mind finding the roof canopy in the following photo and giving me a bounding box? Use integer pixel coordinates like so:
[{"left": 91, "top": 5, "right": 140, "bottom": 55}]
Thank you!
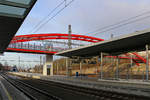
[
  {"left": 0, "top": 0, "right": 36, "bottom": 18},
  {"left": 56, "top": 28, "right": 150, "bottom": 57},
  {"left": 0, "top": 0, "right": 37, "bottom": 53}
]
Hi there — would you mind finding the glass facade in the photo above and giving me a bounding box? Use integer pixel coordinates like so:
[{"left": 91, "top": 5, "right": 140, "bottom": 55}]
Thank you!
[
  {"left": 0, "top": 0, "right": 36, "bottom": 18},
  {"left": 0, "top": 4, "right": 26, "bottom": 16},
  {"left": 5, "top": 0, "right": 31, "bottom": 5}
]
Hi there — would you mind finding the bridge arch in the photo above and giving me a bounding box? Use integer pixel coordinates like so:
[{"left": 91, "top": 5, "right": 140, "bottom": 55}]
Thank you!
[
  {"left": 11, "top": 33, "right": 104, "bottom": 43},
  {"left": 7, "top": 33, "right": 146, "bottom": 65}
]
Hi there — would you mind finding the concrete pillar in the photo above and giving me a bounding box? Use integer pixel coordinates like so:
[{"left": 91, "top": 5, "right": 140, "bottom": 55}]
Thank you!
[{"left": 43, "top": 55, "right": 53, "bottom": 76}]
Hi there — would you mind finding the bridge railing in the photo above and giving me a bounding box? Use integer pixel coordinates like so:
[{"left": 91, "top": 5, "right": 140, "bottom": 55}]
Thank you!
[{"left": 8, "top": 43, "right": 68, "bottom": 52}]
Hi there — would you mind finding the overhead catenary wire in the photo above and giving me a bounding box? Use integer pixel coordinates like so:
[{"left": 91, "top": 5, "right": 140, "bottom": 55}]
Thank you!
[
  {"left": 30, "top": 0, "right": 66, "bottom": 33},
  {"left": 93, "top": 14, "right": 150, "bottom": 35},
  {"left": 33, "top": 0, "right": 75, "bottom": 33},
  {"left": 84, "top": 10, "right": 150, "bottom": 35}
]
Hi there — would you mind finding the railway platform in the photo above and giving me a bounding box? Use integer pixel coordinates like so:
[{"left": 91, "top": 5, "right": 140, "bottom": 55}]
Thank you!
[{"left": 0, "top": 73, "right": 29, "bottom": 100}]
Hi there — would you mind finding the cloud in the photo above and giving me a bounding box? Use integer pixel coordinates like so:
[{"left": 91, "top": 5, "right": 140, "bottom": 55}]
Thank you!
[
  {"left": 5, "top": 0, "right": 150, "bottom": 67},
  {"left": 18, "top": 0, "right": 150, "bottom": 37}
]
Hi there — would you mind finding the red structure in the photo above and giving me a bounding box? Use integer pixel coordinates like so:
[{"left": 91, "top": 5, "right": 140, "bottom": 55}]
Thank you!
[
  {"left": 11, "top": 33, "right": 104, "bottom": 43},
  {"left": 6, "top": 48, "right": 57, "bottom": 55},
  {"left": 7, "top": 33, "right": 104, "bottom": 54},
  {"left": 6, "top": 33, "right": 146, "bottom": 65}
]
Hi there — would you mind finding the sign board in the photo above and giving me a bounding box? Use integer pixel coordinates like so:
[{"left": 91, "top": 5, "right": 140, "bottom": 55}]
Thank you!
[{"left": 47, "top": 65, "right": 51, "bottom": 68}]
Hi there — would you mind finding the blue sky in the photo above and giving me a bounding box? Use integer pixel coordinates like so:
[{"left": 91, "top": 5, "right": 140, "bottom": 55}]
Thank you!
[
  {"left": 17, "top": 0, "right": 150, "bottom": 38},
  {"left": 1, "top": 0, "right": 150, "bottom": 68}
]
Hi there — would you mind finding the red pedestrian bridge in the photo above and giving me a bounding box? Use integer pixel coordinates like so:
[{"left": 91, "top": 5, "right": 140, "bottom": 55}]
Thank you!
[{"left": 6, "top": 33, "right": 146, "bottom": 65}]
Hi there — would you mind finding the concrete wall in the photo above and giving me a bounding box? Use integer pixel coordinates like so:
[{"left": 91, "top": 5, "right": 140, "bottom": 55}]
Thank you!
[{"left": 43, "top": 55, "right": 53, "bottom": 76}]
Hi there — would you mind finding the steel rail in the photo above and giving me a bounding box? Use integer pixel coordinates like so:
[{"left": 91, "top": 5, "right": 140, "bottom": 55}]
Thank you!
[{"left": 1, "top": 74, "right": 61, "bottom": 100}]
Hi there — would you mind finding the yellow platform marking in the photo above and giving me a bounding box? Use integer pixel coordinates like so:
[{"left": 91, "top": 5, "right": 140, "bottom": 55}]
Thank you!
[{"left": 0, "top": 80, "right": 13, "bottom": 100}]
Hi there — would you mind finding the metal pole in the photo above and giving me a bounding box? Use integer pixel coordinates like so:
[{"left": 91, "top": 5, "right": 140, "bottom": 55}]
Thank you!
[
  {"left": 130, "top": 55, "right": 133, "bottom": 79},
  {"left": 111, "top": 56, "right": 114, "bottom": 78},
  {"left": 100, "top": 52, "right": 103, "bottom": 79},
  {"left": 146, "top": 44, "right": 149, "bottom": 81},
  {"left": 111, "top": 34, "right": 114, "bottom": 39},
  {"left": 14, "top": 43, "right": 16, "bottom": 48},
  {"left": 66, "top": 58, "right": 68, "bottom": 76},
  {"left": 39, "top": 44, "right": 41, "bottom": 50},
  {"left": 68, "top": 25, "right": 72, "bottom": 49},
  {"left": 34, "top": 43, "right": 35, "bottom": 50},
  {"left": 116, "top": 56, "right": 119, "bottom": 80},
  {"left": 69, "top": 58, "right": 72, "bottom": 77},
  {"left": 57, "top": 61, "right": 59, "bottom": 75},
  {"left": 27, "top": 42, "right": 29, "bottom": 49},
  {"left": 40, "top": 56, "right": 42, "bottom": 73},
  {"left": 127, "top": 64, "right": 129, "bottom": 80},
  {"left": 142, "top": 70, "right": 144, "bottom": 81},
  {"left": 21, "top": 42, "right": 23, "bottom": 48},
  {"left": 96, "top": 57, "right": 98, "bottom": 75},
  {"left": 18, "top": 56, "right": 20, "bottom": 68},
  {"left": 80, "top": 59, "right": 82, "bottom": 76}
]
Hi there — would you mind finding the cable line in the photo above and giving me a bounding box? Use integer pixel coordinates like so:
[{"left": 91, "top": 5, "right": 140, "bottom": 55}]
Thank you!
[
  {"left": 33, "top": 0, "right": 75, "bottom": 33},
  {"left": 94, "top": 14, "right": 150, "bottom": 35},
  {"left": 30, "top": 0, "right": 66, "bottom": 33},
  {"left": 84, "top": 10, "right": 150, "bottom": 35}
]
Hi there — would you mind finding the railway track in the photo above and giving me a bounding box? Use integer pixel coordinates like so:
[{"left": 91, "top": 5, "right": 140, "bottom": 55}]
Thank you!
[
  {"left": 0, "top": 73, "right": 61, "bottom": 100},
  {"left": 1, "top": 73, "right": 150, "bottom": 100},
  {"left": 20, "top": 78, "right": 150, "bottom": 100}
]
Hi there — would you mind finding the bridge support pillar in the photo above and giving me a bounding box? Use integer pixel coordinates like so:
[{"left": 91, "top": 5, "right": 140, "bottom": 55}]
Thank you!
[{"left": 43, "top": 55, "right": 53, "bottom": 76}]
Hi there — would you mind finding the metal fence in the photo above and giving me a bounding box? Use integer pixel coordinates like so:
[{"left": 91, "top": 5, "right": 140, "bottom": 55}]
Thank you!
[{"left": 99, "top": 70, "right": 150, "bottom": 81}]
